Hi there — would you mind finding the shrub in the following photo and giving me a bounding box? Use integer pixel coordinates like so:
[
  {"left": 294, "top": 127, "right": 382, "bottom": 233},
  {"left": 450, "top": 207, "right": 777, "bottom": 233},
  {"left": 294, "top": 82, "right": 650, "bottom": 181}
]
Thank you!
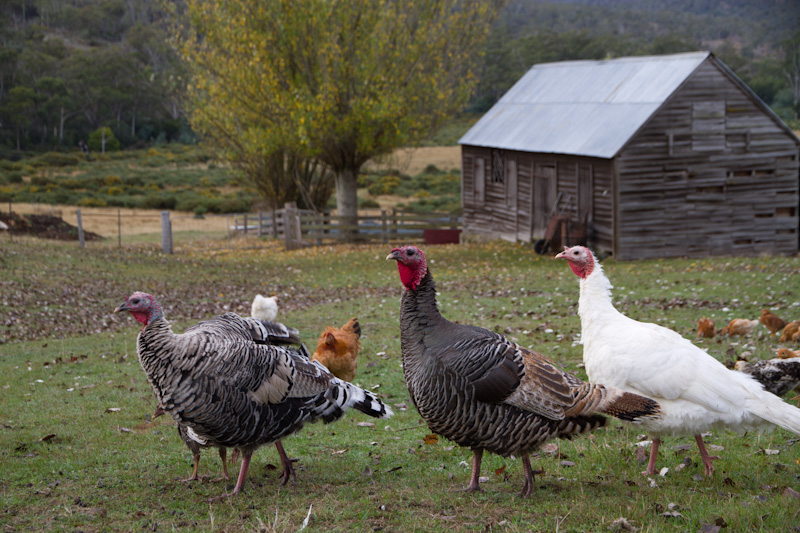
[
  {"left": 88, "top": 127, "right": 121, "bottom": 152},
  {"left": 106, "top": 186, "right": 124, "bottom": 196},
  {"left": 359, "top": 197, "right": 381, "bottom": 208},
  {"left": 36, "top": 151, "right": 82, "bottom": 167},
  {"left": 105, "top": 175, "right": 123, "bottom": 186},
  {"left": 141, "top": 193, "right": 177, "bottom": 210},
  {"left": 77, "top": 197, "right": 107, "bottom": 207},
  {"left": 7, "top": 172, "right": 23, "bottom": 184},
  {"left": 368, "top": 175, "right": 402, "bottom": 196},
  {"left": 31, "top": 175, "right": 54, "bottom": 186}
]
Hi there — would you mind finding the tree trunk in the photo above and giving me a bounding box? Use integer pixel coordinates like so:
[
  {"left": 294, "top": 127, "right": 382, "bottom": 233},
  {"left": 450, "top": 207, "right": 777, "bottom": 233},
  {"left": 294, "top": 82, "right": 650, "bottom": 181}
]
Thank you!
[{"left": 335, "top": 168, "right": 359, "bottom": 240}]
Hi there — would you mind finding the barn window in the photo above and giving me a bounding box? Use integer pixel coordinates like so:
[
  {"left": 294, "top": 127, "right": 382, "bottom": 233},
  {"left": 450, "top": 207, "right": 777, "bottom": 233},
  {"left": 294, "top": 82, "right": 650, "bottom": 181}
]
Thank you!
[
  {"left": 491, "top": 149, "right": 504, "bottom": 184},
  {"left": 692, "top": 101, "right": 725, "bottom": 152}
]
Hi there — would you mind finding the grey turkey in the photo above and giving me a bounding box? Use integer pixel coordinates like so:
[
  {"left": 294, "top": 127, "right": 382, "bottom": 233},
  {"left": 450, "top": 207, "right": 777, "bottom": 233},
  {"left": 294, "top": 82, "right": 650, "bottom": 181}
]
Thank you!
[
  {"left": 387, "top": 245, "right": 662, "bottom": 497},
  {"left": 115, "top": 292, "right": 392, "bottom": 499},
  {"left": 151, "top": 318, "right": 310, "bottom": 485},
  {"left": 735, "top": 358, "right": 800, "bottom": 398}
]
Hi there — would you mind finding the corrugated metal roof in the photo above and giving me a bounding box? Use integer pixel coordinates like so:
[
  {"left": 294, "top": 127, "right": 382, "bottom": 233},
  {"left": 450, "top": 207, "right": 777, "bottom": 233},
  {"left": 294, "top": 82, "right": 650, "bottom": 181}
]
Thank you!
[{"left": 459, "top": 51, "right": 711, "bottom": 158}]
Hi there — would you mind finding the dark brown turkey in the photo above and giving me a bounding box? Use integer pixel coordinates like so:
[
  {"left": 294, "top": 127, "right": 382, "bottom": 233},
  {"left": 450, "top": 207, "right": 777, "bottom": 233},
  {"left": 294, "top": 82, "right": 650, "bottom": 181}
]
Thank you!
[
  {"left": 115, "top": 292, "right": 392, "bottom": 499},
  {"left": 387, "top": 245, "right": 662, "bottom": 496}
]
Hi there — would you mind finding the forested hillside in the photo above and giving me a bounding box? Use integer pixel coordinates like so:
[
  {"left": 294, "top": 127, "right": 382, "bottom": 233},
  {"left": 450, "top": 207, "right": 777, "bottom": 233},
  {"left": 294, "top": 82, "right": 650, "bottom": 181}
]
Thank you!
[{"left": 0, "top": 0, "right": 798, "bottom": 157}]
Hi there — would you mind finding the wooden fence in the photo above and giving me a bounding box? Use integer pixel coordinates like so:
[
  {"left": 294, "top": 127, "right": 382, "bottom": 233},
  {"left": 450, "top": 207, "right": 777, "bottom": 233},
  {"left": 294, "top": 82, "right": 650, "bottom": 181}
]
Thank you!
[{"left": 232, "top": 206, "right": 462, "bottom": 249}]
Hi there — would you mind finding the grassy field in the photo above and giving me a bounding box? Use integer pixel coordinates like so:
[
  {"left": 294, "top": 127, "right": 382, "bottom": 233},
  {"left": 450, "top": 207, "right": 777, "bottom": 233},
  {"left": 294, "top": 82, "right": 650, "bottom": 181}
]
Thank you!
[{"left": 1, "top": 236, "right": 800, "bottom": 531}]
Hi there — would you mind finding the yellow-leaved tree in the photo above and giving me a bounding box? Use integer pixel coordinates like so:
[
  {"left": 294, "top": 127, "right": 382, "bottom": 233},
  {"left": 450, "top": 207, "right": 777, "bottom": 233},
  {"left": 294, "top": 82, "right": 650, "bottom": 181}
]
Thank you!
[{"left": 177, "top": 0, "right": 503, "bottom": 236}]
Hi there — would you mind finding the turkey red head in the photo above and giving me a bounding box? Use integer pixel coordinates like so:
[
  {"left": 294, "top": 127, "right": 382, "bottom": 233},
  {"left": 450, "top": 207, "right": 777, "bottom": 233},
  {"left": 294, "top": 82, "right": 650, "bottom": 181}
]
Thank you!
[
  {"left": 555, "top": 246, "right": 596, "bottom": 279},
  {"left": 387, "top": 245, "right": 428, "bottom": 290},
  {"left": 114, "top": 292, "right": 163, "bottom": 326}
]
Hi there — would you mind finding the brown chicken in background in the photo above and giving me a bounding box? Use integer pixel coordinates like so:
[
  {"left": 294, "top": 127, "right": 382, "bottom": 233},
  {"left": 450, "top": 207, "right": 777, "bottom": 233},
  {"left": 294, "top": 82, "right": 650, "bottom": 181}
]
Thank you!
[
  {"left": 311, "top": 317, "right": 362, "bottom": 382},
  {"left": 780, "top": 320, "right": 800, "bottom": 343},
  {"left": 777, "top": 348, "right": 800, "bottom": 359},
  {"left": 760, "top": 308, "right": 787, "bottom": 335},
  {"left": 696, "top": 317, "right": 716, "bottom": 339},
  {"left": 719, "top": 318, "right": 760, "bottom": 337}
]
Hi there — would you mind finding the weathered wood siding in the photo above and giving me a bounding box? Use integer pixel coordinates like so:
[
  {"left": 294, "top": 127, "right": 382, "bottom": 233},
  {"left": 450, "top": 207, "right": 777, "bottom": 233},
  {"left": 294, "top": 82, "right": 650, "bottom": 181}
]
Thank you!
[
  {"left": 462, "top": 147, "right": 615, "bottom": 250},
  {"left": 615, "top": 58, "right": 799, "bottom": 260}
]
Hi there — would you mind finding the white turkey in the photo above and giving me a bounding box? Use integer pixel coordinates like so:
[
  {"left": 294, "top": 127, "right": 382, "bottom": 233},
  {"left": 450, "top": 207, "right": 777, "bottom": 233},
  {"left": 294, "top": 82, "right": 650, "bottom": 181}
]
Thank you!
[
  {"left": 556, "top": 245, "right": 800, "bottom": 477},
  {"left": 115, "top": 292, "right": 392, "bottom": 499},
  {"left": 251, "top": 294, "right": 279, "bottom": 322},
  {"left": 387, "top": 245, "right": 662, "bottom": 496}
]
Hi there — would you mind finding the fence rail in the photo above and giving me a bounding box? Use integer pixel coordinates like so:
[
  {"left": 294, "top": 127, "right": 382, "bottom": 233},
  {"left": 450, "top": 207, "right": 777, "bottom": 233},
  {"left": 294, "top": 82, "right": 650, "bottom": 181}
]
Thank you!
[
  {"left": 232, "top": 206, "right": 461, "bottom": 249},
  {"left": 5, "top": 202, "right": 462, "bottom": 252}
]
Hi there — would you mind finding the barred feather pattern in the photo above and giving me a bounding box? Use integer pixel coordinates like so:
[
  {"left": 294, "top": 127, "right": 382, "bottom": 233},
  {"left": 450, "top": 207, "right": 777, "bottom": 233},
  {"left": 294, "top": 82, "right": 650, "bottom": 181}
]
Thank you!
[
  {"left": 136, "top": 312, "right": 391, "bottom": 456},
  {"left": 399, "top": 270, "right": 660, "bottom": 457}
]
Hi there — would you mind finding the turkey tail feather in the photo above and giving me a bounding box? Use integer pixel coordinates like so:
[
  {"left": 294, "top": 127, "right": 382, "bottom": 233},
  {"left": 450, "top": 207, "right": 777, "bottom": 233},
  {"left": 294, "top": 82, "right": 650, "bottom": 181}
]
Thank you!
[
  {"left": 748, "top": 390, "right": 800, "bottom": 435},
  {"left": 599, "top": 388, "right": 662, "bottom": 423}
]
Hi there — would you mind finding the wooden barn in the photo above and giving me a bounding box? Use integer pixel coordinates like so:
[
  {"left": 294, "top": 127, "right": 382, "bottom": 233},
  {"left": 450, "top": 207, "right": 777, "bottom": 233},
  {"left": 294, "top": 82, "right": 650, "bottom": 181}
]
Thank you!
[{"left": 458, "top": 51, "right": 800, "bottom": 260}]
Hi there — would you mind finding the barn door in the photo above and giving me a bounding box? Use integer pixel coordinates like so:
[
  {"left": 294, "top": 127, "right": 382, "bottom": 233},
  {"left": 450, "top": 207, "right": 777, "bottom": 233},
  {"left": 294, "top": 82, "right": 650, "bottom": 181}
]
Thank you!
[
  {"left": 473, "top": 157, "right": 485, "bottom": 203},
  {"left": 531, "top": 163, "right": 556, "bottom": 237}
]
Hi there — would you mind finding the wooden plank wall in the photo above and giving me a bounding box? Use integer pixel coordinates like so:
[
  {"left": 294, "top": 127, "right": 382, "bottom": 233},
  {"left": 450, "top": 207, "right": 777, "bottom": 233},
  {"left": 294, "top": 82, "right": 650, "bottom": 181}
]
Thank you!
[
  {"left": 615, "top": 58, "right": 799, "bottom": 260},
  {"left": 462, "top": 146, "right": 615, "bottom": 251}
]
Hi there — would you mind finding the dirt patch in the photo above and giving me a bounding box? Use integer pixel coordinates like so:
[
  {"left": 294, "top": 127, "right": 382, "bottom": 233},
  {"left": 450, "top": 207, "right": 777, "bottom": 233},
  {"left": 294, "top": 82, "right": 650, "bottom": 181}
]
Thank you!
[{"left": 0, "top": 211, "right": 103, "bottom": 241}]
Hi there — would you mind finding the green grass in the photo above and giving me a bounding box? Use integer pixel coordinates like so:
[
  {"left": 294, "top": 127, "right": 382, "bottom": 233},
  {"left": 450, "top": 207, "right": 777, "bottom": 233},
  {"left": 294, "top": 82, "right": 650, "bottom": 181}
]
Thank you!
[{"left": 1, "top": 238, "right": 800, "bottom": 531}]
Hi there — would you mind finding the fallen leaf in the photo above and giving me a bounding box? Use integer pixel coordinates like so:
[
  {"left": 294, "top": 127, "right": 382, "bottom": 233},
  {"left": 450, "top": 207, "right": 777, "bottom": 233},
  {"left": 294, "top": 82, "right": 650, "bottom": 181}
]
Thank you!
[
  {"left": 38, "top": 434, "right": 56, "bottom": 442},
  {"left": 106, "top": 408, "right": 121, "bottom": 413},
  {"left": 763, "top": 448, "right": 780, "bottom": 455},
  {"left": 698, "top": 525, "right": 721, "bottom": 533},
  {"left": 494, "top": 465, "right": 506, "bottom": 476},
  {"left": 331, "top": 449, "right": 348, "bottom": 455},
  {"left": 387, "top": 466, "right": 402, "bottom": 473},
  {"left": 478, "top": 476, "right": 489, "bottom": 483},
  {"left": 423, "top": 434, "right": 438, "bottom": 445},
  {"left": 541, "top": 443, "right": 558, "bottom": 454},
  {"left": 357, "top": 422, "right": 375, "bottom": 428},
  {"left": 783, "top": 487, "right": 800, "bottom": 500},
  {"left": 560, "top": 460, "right": 576, "bottom": 467},
  {"left": 607, "top": 517, "right": 637, "bottom": 531}
]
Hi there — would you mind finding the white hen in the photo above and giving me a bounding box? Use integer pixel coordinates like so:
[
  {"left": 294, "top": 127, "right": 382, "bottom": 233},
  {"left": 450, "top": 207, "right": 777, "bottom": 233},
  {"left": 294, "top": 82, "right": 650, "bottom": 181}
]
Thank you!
[
  {"left": 251, "top": 294, "right": 278, "bottom": 322},
  {"left": 556, "top": 245, "right": 800, "bottom": 477}
]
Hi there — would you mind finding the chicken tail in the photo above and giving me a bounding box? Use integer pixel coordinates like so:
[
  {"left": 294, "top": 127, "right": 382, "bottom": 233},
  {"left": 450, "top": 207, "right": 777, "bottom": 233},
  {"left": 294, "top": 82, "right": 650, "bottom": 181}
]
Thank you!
[{"left": 342, "top": 317, "right": 361, "bottom": 338}]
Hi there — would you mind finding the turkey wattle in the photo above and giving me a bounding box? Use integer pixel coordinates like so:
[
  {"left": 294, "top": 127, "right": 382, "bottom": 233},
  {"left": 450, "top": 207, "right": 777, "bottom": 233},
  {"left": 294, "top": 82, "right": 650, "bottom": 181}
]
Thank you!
[{"left": 387, "top": 245, "right": 662, "bottom": 496}]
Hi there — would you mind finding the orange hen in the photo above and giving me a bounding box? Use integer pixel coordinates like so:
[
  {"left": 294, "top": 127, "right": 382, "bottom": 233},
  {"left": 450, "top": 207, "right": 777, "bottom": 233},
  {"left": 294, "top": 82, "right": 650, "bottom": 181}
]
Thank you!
[
  {"left": 311, "top": 317, "right": 362, "bottom": 382},
  {"left": 719, "top": 318, "right": 760, "bottom": 337},
  {"left": 780, "top": 320, "right": 800, "bottom": 343},
  {"left": 696, "top": 317, "right": 716, "bottom": 339},
  {"left": 760, "top": 309, "right": 786, "bottom": 335}
]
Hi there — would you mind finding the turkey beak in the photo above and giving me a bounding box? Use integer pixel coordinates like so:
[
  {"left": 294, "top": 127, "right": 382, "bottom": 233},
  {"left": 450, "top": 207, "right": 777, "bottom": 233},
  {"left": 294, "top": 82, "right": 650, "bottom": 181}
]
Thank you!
[
  {"left": 386, "top": 250, "right": 401, "bottom": 261},
  {"left": 554, "top": 250, "right": 567, "bottom": 260},
  {"left": 113, "top": 302, "right": 130, "bottom": 314}
]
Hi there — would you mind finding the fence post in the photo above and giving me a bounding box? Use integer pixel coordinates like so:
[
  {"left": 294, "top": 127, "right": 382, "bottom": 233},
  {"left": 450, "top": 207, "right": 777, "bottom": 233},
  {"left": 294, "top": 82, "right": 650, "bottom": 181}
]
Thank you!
[
  {"left": 118, "top": 209, "right": 122, "bottom": 247},
  {"left": 161, "top": 211, "right": 173, "bottom": 254},
  {"left": 258, "top": 212, "right": 263, "bottom": 236},
  {"left": 381, "top": 210, "right": 388, "bottom": 244},
  {"left": 243, "top": 213, "right": 248, "bottom": 235},
  {"left": 76, "top": 209, "right": 85, "bottom": 248},
  {"left": 283, "top": 202, "right": 300, "bottom": 250}
]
